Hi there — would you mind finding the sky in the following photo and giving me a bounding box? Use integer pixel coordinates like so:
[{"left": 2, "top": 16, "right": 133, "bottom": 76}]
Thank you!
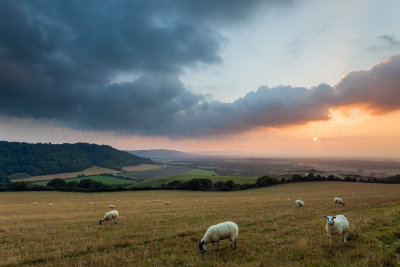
[{"left": 1, "top": 0, "right": 400, "bottom": 158}]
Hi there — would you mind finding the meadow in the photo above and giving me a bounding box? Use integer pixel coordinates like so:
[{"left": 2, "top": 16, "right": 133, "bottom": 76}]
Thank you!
[
  {"left": 1, "top": 182, "right": 400, "bottom": 266},
  {"left": 133, "top": 169, "right": 257, "bottom": 188}
]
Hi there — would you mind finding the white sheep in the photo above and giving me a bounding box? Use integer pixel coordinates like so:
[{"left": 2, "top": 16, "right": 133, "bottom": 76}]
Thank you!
[
  {"left": 49, "top": 203, "right": 53, "bottom": 207},
  {"left": 195, "top": 200, "right": 199, "bottom": 204},
  {"left": 108, "top": 205, "right": 114, "bottom": 209},
  {"left": 199, "top": 221, "right": 238, "bottom": 254},
  {"left": 334, "top": 197, "right": 345, "bottom": 206},
  {"left": 295, "top": 199, "right": 304, "bottom": 208},
  {"left": 164, "top": 201, "right": 171, "bottom": 205},
  {"left": 99, "top": 210, "right": 119, "bottom": 225},
  {"left": 324, "top": 215, "right": 349, "bottom": 250},
  {"left": 33, "top": 202, "right": 38, "bottom": 205}
]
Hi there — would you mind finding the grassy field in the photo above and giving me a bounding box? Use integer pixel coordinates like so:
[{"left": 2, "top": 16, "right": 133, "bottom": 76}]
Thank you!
[
  {"left": 184, "top": 169, "right": 218, "bottom": 176},
  {"left": 133, "top": 170, "right": 257, "bottom": 188},
  {"left": 1, "top": 182, "right": 400, "bottom": 266},
  {"left": 18, "top": 166, "right": 121, "bottom": 182},
  {"left": 33, "top": 176, "right": 137, "bottom": 186}
]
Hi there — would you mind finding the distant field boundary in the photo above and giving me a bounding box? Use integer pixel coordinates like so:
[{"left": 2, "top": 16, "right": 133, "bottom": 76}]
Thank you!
[{"left": 122, "top": 164, "right": 161, "bottom": 172}]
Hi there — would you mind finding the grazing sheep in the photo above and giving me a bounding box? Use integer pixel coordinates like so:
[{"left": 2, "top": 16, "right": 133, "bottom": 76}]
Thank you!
[
  {"left": 252, "top": 198, "right": 255, "bottom": 202},
  {"left": 89, "top": 202, "right": 98, "bottom": 206},
  {"left": 295, "top": 199, "right": 304, "bottom": 208},
  {"left": 324, "top": 215, "right": 349, "bottom": 250},
  {"left": 99, "top": 210, "right": 119, "bottom": 225},
  {"left": 108, "top": 205, "right": 114, "bottom": 209},
  {"left": 199, "top": 221, "right": 238, "bottom": 254},
  {"left": 164, "top": 202, "right": 171, "bottom": 205},
  {"left": 33, "top": 202, "right": 38, "bottom": 205},
  {"left": 49, "top": 203, "right": 53, "bottom": 207},
  {"left": 8, "top": 203, "right": 12, "bottom": 205},
  {"left": 334, "top": 197, "right": 345, "bottom": 206},
  {"left": 195, "top": 200, "right": 199, "bottom": 203}
]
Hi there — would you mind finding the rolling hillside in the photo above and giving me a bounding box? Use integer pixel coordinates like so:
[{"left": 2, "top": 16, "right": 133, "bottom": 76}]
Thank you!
[{"left": 0, "top": 141, "right": 153, "bottom": 177}]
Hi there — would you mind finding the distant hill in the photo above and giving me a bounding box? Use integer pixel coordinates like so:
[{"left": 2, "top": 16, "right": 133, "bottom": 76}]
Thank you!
[
  {"left": 0, "top": 141, "right": 153, "bottom": 177},
  {"left": 127, "top": 149, "right": 195, "bottom": 161}
]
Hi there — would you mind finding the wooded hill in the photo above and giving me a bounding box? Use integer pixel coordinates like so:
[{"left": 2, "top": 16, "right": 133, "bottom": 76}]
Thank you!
[{"left": 0, "top": 141, "right": 152, "bottom": 176}]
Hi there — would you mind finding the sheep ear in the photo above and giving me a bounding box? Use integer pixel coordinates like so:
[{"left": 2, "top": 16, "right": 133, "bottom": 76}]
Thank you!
[
  {"left": 333, "top": 216, "right": 336, "bottom": 219},
  {"left": 324, "top": 216, "right": 328, "bottom": 219}
]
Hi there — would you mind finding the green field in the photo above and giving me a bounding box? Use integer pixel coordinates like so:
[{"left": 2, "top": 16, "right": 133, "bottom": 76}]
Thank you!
[
  {"left": 133, "top": 169, "right": 257, "bottom": 188},
  {"left": 1, "top": 182, "right": 400, "bottom": 266},
  {"left": 33, "top": 175, "right": 137, "bottom": 186},
  {"left": 184, "top": 169, "right": 218, "bottom": 176}
]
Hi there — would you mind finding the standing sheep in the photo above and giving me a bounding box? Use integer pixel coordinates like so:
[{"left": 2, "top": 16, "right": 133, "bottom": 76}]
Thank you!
[
  {"left": 334, "top": 197, "right": 345, "bottom": 206},
  {"left": 99, "top": 210, "right": 119, "bottom": 225},
  {"left": 108, "top": 205, "right": 114, "bottom": 209},
  {"left": 324, "top": 215, "right": 349, "bottom": 250},
  {"left": 199, "top": 221, "right": 238, "bottom": 254},
  {"left": 295, "top": 199, "right": 304, "bottom": 208}
]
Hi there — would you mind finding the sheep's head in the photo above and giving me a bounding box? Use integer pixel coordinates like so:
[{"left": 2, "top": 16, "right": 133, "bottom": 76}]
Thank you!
[
  {"left": 199, "top": 241, "right": 206, "bottom": 254},
  {"left": 99, "top": 220, "right": 103, "bottom": 225},
  {"left": 324, "top": 216, "right": 336, "bottom": 226}
]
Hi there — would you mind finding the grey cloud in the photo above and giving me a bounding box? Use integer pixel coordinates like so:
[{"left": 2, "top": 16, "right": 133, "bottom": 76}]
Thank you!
[
  {"left": 369, "top": 35, "right": 400, "bottom": 52},
  {"left": 334, "top": 55, "right": 400, "bottom": 113},
  {"left": 378, "top": 35, "right": 400, "bottom": 49},
  {"left": 1, "top": 1, "right": 399, "bottom": 138}
]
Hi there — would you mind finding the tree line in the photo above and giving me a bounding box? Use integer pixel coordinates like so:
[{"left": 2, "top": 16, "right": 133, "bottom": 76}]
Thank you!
[{"left": 1, "top": 172, "right": 400, "bottom": 192}]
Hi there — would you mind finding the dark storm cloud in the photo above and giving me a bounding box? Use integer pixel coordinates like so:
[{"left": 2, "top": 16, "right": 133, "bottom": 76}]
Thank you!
[
  {"left": 1, "top": 1, "right": 400, "bottom": 138},
  {"left": 0, "top": 0, "right": 292, "bottom": 137}
]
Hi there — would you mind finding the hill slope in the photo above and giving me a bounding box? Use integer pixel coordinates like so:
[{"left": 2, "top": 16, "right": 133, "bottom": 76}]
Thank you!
[{"left": 0, "top": 141, "right": 152, "bottom": 176}]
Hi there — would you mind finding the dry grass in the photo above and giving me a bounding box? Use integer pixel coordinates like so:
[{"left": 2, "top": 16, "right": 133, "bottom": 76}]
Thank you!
[
  {"left": 1, "top": 182, "right": 400, "bottom": 266},
  {"left": 122, "top": 164, "right": 161, "bottom": 172},
  {"left": 18, "top": 166, "right": 120, "bottom": 182}
]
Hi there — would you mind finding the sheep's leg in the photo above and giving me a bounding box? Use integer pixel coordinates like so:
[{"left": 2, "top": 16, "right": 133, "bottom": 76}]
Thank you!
[
  {"left": 233, "top": 239, "right": 237, "bottom": 249},
  {"left": 343, "top": 233, "right": 347, "bottom": 244},
  {"left": 329, "top": 234, "right": 332, "bottom": 251},
  {"left": 217, "top": 241, "right": 221, "bottom": 250},
  {"left": 211, "top": 242, "right": 215, "bottom": 251}
]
